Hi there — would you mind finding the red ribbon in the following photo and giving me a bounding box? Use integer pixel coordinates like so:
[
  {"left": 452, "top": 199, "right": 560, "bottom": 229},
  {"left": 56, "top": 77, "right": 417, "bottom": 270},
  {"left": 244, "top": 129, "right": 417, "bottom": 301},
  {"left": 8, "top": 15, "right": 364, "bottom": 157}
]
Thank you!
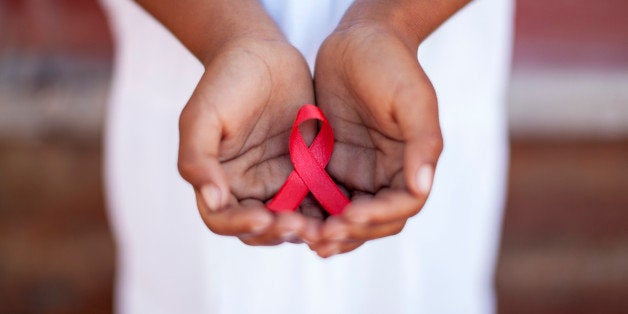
[{"left": 267, "top": 105, "right": 350, "bottom": 215}]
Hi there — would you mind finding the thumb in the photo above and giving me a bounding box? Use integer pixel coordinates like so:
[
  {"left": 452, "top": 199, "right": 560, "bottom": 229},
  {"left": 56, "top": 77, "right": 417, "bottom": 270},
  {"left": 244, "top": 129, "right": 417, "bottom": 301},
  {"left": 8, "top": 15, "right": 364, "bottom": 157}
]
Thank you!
[
  {"left": 177, "top": 95, "right": 230, "bottom": 211},
  {"left": 394, "top": 75, "right": 443, "bottom": 197}
]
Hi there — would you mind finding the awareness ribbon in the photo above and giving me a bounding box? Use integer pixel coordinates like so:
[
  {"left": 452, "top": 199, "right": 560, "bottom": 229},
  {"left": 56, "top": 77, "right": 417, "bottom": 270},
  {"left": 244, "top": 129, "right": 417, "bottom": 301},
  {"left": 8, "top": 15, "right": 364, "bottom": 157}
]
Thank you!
[{"left": 267, "top": 105, "right": 350, "bottom": 215}]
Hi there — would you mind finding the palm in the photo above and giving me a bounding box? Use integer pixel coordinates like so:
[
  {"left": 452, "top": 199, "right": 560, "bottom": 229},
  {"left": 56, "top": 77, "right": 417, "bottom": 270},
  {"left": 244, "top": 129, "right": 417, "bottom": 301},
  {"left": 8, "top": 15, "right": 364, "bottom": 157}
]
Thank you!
[
  {"left": 187, "top": 39, "right": 314, "bottom": 202},
  {"left": 307, "top": 25, "right": 442, "bottom": 256},
  {"left": 315, "top": 27, "right": 434, "bottom": 195},
  {"left": 320, "top": 101, "right": 405, "bottom": 195},
  {"left": 179, "top": 39, "right": 324, "bottom": 245}
]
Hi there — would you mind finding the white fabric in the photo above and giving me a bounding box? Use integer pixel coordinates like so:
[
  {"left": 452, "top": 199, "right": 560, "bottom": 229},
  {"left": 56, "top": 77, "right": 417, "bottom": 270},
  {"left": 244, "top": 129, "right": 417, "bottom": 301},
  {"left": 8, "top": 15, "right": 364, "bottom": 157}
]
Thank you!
[{"left": 100, "top": 0, "right": 513, "bottom": 313}]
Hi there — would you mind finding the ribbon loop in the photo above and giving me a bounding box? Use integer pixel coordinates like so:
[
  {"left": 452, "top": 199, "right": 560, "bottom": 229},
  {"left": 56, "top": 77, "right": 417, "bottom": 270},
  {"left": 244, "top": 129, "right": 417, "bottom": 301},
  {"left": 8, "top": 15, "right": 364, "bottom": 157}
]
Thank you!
[{"left": 267, "top": 105, "right": 350, "bottom": 215}]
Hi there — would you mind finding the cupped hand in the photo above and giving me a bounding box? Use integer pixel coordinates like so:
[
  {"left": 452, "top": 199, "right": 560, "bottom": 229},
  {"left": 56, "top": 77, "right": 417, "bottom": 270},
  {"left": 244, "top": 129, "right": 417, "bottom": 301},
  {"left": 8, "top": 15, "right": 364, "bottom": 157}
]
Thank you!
[
  {"left": 178, "top": 37, "right": 322, "bottom": 246},
  {"left": 311, "top": 23, "right": 443, "bottom": 257}
]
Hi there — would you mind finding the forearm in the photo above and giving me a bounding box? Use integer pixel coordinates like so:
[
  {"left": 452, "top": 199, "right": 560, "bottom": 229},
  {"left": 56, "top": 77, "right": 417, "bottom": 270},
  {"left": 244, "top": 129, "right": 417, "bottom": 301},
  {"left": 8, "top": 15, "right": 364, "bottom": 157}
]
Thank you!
[
  {"left": 135, "top": 0, "right": 284, "bottom": 65},
  {"left": 337, "top": 0, "right": 471, "bottom": 49}
]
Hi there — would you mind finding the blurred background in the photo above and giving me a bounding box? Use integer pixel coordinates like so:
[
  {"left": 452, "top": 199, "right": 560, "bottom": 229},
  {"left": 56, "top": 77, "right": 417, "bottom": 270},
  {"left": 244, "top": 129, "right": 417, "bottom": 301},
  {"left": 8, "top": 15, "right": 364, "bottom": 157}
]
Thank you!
[{"left": 0, "top": 0, "right": 626, "bottom": 313}]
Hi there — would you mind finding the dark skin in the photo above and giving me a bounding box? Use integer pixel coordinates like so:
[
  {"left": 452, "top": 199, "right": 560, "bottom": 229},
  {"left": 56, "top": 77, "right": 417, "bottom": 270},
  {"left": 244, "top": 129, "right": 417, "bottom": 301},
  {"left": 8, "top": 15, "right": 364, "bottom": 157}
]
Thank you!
[
  {"left": 137, "top": 0, "right": 322, "bottom": 246},
  {"left": 135, "top": 0, "right": 470, "bottom": 257},
  {"left": 309, "top": 0, "right": 470, "bottom": 256}
]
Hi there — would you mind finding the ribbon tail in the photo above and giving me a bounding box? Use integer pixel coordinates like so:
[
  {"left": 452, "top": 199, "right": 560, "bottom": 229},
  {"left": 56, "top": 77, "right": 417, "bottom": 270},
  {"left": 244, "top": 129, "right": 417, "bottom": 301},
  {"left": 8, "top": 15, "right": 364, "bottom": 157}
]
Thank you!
[{"left": 267, "top": 171, "right": 309, "bottom": 212}]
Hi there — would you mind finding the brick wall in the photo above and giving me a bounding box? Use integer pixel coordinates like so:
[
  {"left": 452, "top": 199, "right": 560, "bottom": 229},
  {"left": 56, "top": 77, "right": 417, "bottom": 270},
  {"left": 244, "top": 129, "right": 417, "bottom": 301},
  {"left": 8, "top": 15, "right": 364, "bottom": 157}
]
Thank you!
[
  {"left": 1, "top": 1, "right": 627, "bottom": 314},
  {"left": 1, "top": 0, "right": 112, "bottom": 57}
]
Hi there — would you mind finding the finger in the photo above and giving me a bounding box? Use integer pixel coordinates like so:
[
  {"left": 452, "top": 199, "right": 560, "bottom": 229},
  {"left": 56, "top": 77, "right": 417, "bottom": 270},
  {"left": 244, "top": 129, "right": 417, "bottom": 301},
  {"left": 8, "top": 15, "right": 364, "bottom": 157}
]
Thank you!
[
  {"left": 341, "top": 188, "right": 424, "bottom": 225},
  {"left": 317, "top": 216, "right": 348, "bottom": 241},
  {"left": 178, "top": 90, "right": 230, "bottom": 211},
  {"left": 298, "top": 195, "right": 327, "bottom": 220},
  {"left": 300, "top": 216, "right": 323, "bottom": 245},
  {"left": 196, "top": 194, "right": 273, "bottom": 237},
  {"left": 289, "top": 197, "right": 326, "bottom": 245},
  {"left": 238, "top": 212, "right": 307, "bottom": 246},
  {"left": 336, "top": 241, "right": 365, "bottom": 255},
  {"left": 311, "top": 240, "right": 364, "bottom": 258},
  {"left": 393, "top": 66, "right": 443, "bottom": 197},
  {"left": 322, "top": 217, "right": 407, "bottom": 242},
  {"left": 308, "top": 218, "right": 352, "bottom": 250}
]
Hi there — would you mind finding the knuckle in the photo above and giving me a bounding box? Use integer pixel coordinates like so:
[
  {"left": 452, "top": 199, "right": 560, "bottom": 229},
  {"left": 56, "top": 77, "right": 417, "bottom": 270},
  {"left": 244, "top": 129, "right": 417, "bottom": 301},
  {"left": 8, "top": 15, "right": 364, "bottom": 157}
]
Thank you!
[
  {"left": 406, "top": 202, "right": 423, "bottom": 217},
  {"left": 346, "top": 229, "right": 362, "bottom": 241},
  {"left": 350, "top": 226, "right": 375, "bottom": 241},
  {"left": 239, "top": 236, "right": 262, "bottom": 246},
  {"left": 177, "top": 158, "right": 201, "bottom": 182},
  {"left": 390, "top": 222, "right": 407, "bottom": 236},
  {"left": 178, "top": 101, "right": 200, "bottom": 132},
  {"left": 198, "top": 212, "right": 230, "bottom": 236},
  {"left": 423, "top": 133, "right": 444, "bottom": 158},
  {"left": 178, "top": 104, "right": 191, "bottom": 127},
  {"left": 203, "top": 221, "right": 228, "bottom": 236},
  {"left": 411, "top": 206, "right": 422, "bottom": 217}
]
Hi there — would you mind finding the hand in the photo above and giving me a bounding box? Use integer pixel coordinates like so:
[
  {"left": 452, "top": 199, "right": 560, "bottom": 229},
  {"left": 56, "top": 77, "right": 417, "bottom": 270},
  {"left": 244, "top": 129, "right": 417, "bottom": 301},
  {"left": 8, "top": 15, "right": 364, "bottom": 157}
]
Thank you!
[
  {"left": 310, "top": 22, "right": 443, "bottom": 257},
  {"left": 178, "top": 36, "right": 322, "bottom": 246}
]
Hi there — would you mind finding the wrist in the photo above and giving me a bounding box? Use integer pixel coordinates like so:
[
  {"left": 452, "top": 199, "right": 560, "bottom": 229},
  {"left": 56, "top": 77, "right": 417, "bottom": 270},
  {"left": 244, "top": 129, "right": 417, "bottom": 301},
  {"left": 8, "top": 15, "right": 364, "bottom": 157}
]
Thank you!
[
  {"left": 137, "top": 0, "right": 287, "bottom": 68},
  {"left": 201, "top": 27, "right": 286, "bottom": 68},
  {"left": 199, "top": 7, "right": 286, "bottom": 67},
  {"left": 336, "top": 0, "right": 471, "bottom": 51},
  {"left": 336, "top": 1, "right": 424, "bottom": 51}
]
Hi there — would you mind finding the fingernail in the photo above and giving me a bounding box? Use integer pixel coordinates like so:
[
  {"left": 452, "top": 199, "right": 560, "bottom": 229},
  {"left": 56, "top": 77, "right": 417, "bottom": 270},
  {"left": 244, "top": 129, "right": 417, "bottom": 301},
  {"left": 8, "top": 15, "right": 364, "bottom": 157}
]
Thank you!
[
  {"left": 416, "top": 165, "right": 434, "bottom": 194},
  {"left": 200, "top": 184, "right": 221, "bottom": 211},
  {"left": 251, "top": 223, "right": 268, "bottom": 234}
]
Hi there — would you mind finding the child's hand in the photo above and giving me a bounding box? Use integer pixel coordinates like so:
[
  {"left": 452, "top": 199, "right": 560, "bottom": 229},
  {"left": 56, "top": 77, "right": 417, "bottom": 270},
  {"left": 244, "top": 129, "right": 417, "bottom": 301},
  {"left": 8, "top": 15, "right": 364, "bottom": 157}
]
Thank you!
[
  {"left": 310, "top": 22, "right": 443, "bottom": 257},
  {"left": 178, "top": 37, "right": 322, "bottom": 246}
]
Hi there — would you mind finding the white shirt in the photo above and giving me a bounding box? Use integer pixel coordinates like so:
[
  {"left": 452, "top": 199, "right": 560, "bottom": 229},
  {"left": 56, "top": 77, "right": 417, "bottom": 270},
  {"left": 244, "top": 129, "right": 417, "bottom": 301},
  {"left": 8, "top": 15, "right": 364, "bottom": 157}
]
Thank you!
[{"left": 100, "top": 1, "right": 513, "bottom": 313}]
